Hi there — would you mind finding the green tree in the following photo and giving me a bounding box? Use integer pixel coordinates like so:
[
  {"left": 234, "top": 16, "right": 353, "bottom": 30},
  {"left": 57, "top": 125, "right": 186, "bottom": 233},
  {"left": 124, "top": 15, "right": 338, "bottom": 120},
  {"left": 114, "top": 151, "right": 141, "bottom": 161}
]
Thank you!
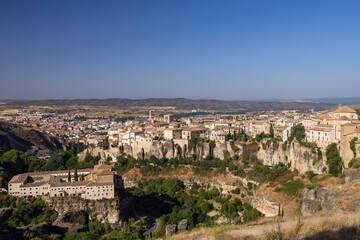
[
  {"left": 350, "top": 137, "right": 358, "bottom": 158},
  {"left": 74, "top": 168, "right": 78, "bottom": 182},
  {"left": 326, "top": 143, "right": 343, "bottom": 177},
  {"left": 270, "top": 124, "right": 274, "bottom": 138},
  {"left": 289, "top": 123, "right": 306, "bottom": 143},
  {"left": 68, "top": 171, "right": 71, "bottom": 182}
]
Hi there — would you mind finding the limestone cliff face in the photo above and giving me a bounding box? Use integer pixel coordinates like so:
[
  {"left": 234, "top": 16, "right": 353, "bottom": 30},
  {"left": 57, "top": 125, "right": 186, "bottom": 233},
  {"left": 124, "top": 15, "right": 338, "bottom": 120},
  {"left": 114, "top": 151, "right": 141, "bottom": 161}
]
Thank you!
[
  {"left": 45, "top": 196, "right": 133, "bottom": 228},
  {"left": 120, "top": 140, "right": 240, "bottom": 160},
  {"left": 78, "top": 147, "right": 118, "bottom": 163},
  {"left": 251, "top": 191, "right": 279, "bottom": 217},
  {"left": 257, "top": 141, "right": 326, "bottom": 174}
]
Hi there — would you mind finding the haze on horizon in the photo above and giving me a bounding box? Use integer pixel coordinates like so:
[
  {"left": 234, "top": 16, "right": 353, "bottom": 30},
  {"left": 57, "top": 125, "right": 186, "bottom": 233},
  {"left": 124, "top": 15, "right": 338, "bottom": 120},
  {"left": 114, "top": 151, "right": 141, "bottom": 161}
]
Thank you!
[{"left": 1, "top": 0, "right": 360, "bottom": 100}]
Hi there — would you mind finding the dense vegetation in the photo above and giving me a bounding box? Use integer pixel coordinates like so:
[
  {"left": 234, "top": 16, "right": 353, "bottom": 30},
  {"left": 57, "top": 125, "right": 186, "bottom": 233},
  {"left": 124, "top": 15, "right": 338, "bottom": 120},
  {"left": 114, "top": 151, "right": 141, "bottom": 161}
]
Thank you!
[
  {"left": 126, "top": 178, "right": 260, "bottom": 238},
  {"left": 0, "top": 192, "right": 57, "bottom": 227},
  {"left": 0, "top": 149, "right": 43, "bottom": 174},
  {"left": 41, "top": 144, "right": 91, "bottom": 171},
  {"left": 326, "top": 143, "right": 343, "bottom": 177},
  {"left": 287, "top": 123, "right": 306, "bottom": 144}
]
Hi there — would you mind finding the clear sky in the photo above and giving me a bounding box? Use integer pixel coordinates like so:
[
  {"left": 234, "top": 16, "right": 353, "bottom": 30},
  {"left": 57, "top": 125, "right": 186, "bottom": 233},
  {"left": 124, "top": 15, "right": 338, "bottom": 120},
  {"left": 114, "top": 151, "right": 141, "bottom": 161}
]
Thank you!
[{"left": 1, "top": 0, "right": 359, "bottom": 100}]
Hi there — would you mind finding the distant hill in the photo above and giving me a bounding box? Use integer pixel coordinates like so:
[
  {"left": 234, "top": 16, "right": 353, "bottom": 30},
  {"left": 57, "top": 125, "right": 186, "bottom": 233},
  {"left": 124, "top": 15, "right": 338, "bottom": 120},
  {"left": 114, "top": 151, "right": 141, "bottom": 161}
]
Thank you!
[
  {"left": 0, "top": 121, "right": 62, "bottom": 155},
  {"left": 5, "top": 98, "right": 336, "bottom": 112},
  {"left": 306, "top": 97, "right": 360, "bottom": 105}
]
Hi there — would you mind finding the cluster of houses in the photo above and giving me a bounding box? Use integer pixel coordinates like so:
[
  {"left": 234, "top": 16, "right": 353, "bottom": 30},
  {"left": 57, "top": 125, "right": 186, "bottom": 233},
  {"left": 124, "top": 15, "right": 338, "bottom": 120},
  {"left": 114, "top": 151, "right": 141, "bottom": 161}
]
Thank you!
[{"left": 91, "top": 105, "right": 360, "bottom": 167}]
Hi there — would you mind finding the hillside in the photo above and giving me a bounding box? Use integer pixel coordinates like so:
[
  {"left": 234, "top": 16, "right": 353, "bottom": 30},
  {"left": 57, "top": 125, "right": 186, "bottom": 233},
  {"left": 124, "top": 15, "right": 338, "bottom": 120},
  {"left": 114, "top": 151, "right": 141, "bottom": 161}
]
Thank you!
[
  {"left": 5, "top": 98, "right": 336, "bottom": 112},
  {"left": 0, "top": 121, "right": 62, "bottom": 154}
]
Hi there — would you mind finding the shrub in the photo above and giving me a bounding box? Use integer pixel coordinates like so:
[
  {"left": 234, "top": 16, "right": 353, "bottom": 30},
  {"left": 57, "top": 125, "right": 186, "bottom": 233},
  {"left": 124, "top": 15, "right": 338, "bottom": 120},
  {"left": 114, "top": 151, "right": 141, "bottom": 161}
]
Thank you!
[
  {"left": 326, "top": 143, "right": 343, "bottom": 177},
  {"left": 231, "top": 188, "right": 240, "bottom": 194},
  {"left": 281, "top": 179, "right": 304, "bottom": 197}
]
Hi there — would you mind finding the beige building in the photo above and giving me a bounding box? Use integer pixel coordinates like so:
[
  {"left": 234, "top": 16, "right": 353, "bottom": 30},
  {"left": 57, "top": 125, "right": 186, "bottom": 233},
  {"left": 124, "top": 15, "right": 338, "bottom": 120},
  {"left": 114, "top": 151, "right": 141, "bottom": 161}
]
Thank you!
[
  {"left": 330, "top": 105, "right": 358, "bottom": 120},
  {"left": 164, "top": 128, "right": 182, "bottom": 140},
  {"left": 182, "top": 128, "right": 207, "bottom": 139},
  {"left": 8, "top": 164, "right": 122, "bottom": 200},
  {"left": 308, "top": 125, "right": 336, "bottom": 149},
  {"left": 340, "top": 124, "right": 360, "bottom": 167}
]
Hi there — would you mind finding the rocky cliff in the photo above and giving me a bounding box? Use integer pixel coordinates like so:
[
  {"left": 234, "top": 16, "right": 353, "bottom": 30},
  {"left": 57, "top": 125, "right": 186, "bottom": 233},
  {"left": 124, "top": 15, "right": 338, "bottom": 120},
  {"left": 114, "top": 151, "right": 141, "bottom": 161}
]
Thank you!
[
  {"left": 120, "top": 139, "right": 240, "bottom": 160},
  {"left": 44, "top": 196, "right": 133, "bottom": 228},
  {"left": 257, "top": 140, "right": 326, "bottom": 174},
  {"left": 78, "top": 147, "right": 119, "bottom": 163},
  {"left": 301, "top": 169, "right": 360, "bottom": 216}
]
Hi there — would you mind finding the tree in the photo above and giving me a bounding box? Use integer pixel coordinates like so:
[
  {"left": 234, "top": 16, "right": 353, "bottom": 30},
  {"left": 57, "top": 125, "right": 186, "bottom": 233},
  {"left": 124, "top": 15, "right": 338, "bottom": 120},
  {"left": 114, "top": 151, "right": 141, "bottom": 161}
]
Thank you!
[
  {"left": 74, "top": 168, "right": 78, "bottom": 182},
  {"left": 326, "top": 143, "right": 343, "bottom": 177},
  {"left": 270, "top": 124, "right": 274, "bottom": 138},
  {"left": 68, "top": 171, "right": 71, "bottom": 182},
  {"left": 350, "top": 137, "right": 358, "bottom": 158},
  {"left": 289, "top": 123, "right": 306, "bottom": 143}
]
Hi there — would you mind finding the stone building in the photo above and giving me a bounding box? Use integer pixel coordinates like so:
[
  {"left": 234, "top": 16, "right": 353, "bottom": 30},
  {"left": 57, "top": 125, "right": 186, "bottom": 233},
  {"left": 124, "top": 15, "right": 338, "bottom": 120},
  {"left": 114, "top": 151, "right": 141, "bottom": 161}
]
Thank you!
[{"left": 8, "top": 164, "right": 122, "bottom": 200}]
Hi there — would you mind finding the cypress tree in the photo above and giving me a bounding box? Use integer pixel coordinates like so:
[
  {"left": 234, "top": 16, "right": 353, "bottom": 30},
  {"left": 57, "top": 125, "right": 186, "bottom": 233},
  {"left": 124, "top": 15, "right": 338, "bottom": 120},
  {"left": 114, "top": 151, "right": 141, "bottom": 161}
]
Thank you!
[
  {"left": 74, "top": 168, "right": 78, "bottom": 182},
  {"left": 68, "top": 171, "right": 71, "bottom": 182}
]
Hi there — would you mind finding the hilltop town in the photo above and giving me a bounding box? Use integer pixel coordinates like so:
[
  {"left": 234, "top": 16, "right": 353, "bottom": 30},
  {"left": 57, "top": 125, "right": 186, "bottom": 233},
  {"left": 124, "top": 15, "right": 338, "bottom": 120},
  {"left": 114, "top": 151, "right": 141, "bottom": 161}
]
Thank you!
[
  {"left": 1, "top": 104, "right": 359, "bottom": 167},
  {"left": 1, "top": 102, "right": 360, "bottom": 240}
]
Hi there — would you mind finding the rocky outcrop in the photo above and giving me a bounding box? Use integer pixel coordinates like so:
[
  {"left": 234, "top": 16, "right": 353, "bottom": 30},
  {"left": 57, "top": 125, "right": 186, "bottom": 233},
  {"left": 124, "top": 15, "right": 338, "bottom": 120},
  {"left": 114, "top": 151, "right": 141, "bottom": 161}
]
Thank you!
[
  {"left": 251, "top": 191, "right": 279, "bottom": 217},
  {"left": 45, "top": 196, "right": 133, "bottom": 229},
  {"left": 345, "top": 169, "right": 360, "bottom": 182},
  {"left": 257, "top": 140, "right": 326, "bottom": 174},
  {"left": 301, "top": 189, "right": 322, "bottom": 215},
  {"left": 165, "top": 224, "right": 177, "bottom": 238},
  {"left": 78, "top": 147, "right": 118, "bottom": 163},
  {"left": 53, "top": 210, "right": 88, "bottom": 232},
  {"left": 178, "top": 219, "right": 188, "bottom": 232},
  {"left": 23, "top": 222, "right": 54, "bottom": 236},
  {"left": 182, "top": 178, "right": 238, "bottom": 194},
  {"left": 302, "top": 170, "right": 360, "bottom": 216}
]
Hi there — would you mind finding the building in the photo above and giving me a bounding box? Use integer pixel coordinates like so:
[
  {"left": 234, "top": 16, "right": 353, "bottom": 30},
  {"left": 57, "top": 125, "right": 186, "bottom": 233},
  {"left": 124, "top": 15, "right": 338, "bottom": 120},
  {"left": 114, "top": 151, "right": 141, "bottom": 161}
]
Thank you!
[
  {"left": 340, "top": 124, "right": 360, "bottom": 167},
  {"left": 8, "top": 164, "right": 123, "bottom": 200},
  {"left": 330, "top": 105, "right": 358, "bottom": 120},
  {"left": 164, "top": 128, "right": 182, "bottom": 140},
  {"left": 182, "top": 128, "right": 207, "bottom": 140}
]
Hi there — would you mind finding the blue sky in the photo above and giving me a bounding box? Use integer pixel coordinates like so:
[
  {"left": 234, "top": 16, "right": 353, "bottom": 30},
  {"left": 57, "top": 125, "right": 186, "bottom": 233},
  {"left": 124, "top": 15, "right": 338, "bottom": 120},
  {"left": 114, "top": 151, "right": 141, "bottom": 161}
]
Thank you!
[{"left": 0, "top": 0, "right": 359, "bottom": 100}]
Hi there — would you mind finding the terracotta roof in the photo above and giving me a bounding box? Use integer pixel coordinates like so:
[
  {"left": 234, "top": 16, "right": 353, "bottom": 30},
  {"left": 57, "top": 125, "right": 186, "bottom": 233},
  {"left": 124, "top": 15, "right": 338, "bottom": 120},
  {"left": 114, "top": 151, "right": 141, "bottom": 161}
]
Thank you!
[
  {"left": 87, "top": 181, "right": 114, "bottom": 186},
  {"left": 334, "top": 105, "right": 356, "bottom": 113}
]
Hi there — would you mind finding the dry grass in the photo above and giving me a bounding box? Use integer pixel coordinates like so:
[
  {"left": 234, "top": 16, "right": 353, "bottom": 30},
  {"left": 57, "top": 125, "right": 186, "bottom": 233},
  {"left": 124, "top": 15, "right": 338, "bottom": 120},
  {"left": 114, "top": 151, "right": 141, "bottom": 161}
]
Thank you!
[{"left": 169, "top": 212, "right": 360, "bottom": 240}]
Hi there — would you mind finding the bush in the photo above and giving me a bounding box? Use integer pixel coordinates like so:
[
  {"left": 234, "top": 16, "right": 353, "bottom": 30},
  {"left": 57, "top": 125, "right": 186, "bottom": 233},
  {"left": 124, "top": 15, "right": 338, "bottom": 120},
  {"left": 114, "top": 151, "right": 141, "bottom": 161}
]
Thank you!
[
  {"left": 326, "top": 143, "right": 343, "bottom": 177},
  {"left": 305, "top": 171, "right": 317, "bottom": 181},
  {"left": 231, "top": 188, "right": 240, "bottom": 194},
  {"left": 281, "top": 179, "right": 304, "bottom": 197},
  {"left": 349, "top": 158, "right": 360, "bottom": 169}
]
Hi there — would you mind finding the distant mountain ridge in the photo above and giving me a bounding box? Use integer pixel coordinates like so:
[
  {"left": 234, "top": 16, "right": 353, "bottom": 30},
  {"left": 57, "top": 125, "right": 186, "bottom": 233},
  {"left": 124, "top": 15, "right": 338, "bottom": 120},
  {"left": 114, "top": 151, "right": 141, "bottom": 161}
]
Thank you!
[{"left": 4, "top": 98, "right": 336, "bottom": 112}]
